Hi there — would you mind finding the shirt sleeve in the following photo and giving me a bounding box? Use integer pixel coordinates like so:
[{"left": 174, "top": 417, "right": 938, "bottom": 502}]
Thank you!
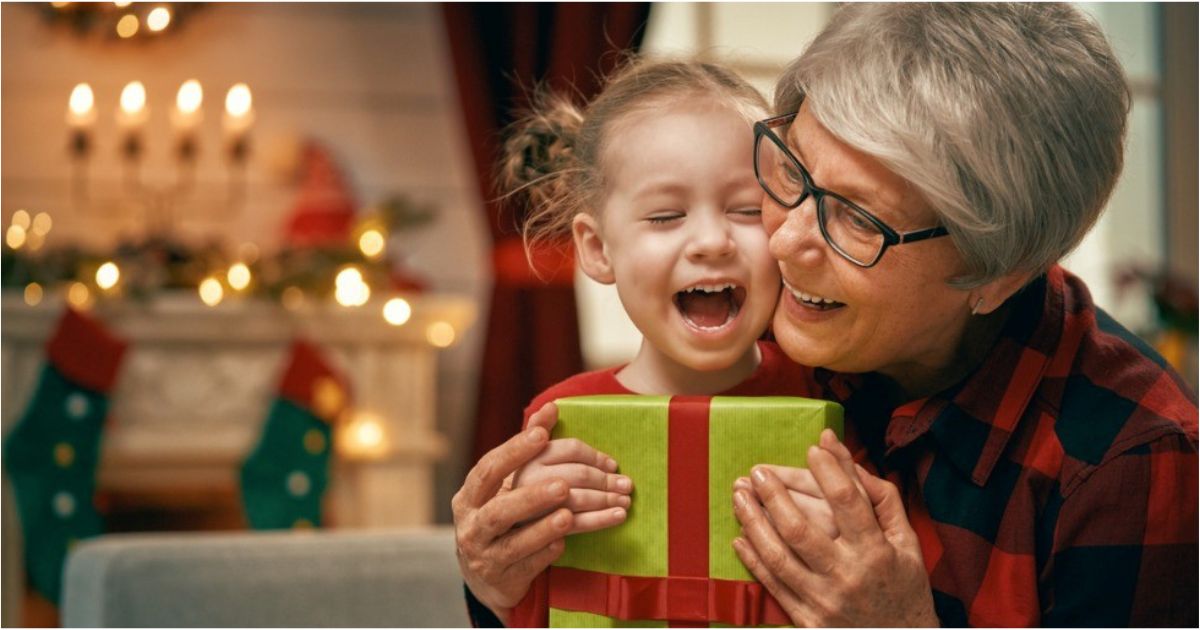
[
  {"left": 465, "top": 583, "right": 507, "bottom": 627},
  {"left": 1042, "top": 432, "right": 1198, "bottom": 627}
]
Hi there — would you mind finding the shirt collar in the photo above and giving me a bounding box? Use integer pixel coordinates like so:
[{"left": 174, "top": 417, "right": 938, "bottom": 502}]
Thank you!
[{"left": 917, "top": 266, "right": 1066, "bottom": 486}]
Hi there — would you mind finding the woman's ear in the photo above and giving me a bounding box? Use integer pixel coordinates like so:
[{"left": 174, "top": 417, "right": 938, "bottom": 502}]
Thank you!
[
  {"left": 971, "top": 269, "right": 1035, "bottom": 315},
  {"left": 572, "top": 213, "right": 615, "bottom": 285}
]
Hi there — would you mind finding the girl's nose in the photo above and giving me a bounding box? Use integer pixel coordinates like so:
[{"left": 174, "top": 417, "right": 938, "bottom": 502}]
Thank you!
[
  {"left": 766, "top": 195, "right": 824, "bottom": 267},
  {"left": 684, "top": 212, "right": 736, "bottom": 261}
]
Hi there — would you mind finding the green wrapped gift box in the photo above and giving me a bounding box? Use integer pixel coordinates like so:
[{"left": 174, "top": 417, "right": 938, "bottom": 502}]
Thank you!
[{"left": 547, "top": 395, "right": 843, "bottom": 627}]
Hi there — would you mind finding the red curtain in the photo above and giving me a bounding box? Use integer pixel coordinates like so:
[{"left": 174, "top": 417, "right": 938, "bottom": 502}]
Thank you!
[{"left": 442, "top": 3, "right": 652, "bottom": 465}]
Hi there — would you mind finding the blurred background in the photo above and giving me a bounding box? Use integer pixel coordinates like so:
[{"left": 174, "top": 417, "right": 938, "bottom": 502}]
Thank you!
[{"left": 1, "top": 3, "right": 1195, "bottom": 626}]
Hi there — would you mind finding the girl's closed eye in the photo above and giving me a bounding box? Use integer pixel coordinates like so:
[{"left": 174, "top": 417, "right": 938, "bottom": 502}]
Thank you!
[
  {"left": 646, "top": 211, "right": 685, "bottom": 224},
  {"left": 729, "top": 207, "right": 762, "bottom": 218}
]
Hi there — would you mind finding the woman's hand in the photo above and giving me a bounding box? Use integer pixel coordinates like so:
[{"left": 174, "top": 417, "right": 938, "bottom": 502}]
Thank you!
[
  {"left": 733, "top": 464, "right": 840, "bottom": 539},
  {"left": 732, "top": 430, "right": 938, "bottom": 627},
  {"left": 510, "top": 432, "right": 633, "bottom": 534},
  {"left": 452, "top": 402, "right": 629, "bottom": 623}
]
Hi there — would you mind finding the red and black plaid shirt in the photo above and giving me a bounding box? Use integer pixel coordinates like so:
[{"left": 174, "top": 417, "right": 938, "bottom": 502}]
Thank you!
[
  {"left": 824, "top": 265, "right": 1198, "bottom": 627},
  {"left": 467, "top": 265, "right": 1198, "bottom": 627}
]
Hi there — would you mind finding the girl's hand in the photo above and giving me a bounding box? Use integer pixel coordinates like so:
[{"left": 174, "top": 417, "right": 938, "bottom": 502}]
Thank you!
[
  {"left": 452, "top": 402, "right": 629, "bottom": 624},
  {"left": 510, "top": 416, "right": 634, "bottom": 535}
]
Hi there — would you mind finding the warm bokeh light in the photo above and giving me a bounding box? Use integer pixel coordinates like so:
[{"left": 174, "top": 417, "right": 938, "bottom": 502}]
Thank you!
[
  {"left": 176, "top": 79, "right": 203, "bottom": 114},
  {"left": 281, "top": 286, "right": 304, "bottom": 310},
  {"left": 12, "top": 209, "right": 31, "bottom": 229},
  {"left": 6, "top": 225, "right": 26, "bottom": 250},
  {"left": 146, "top": 6, "right": 171, "bottom": 31},
  {"left": 31, "top": 212, "right": 52, "bottom": 235},
  {"left": 67, "top": 282, "right": 92, "bottom": 309},
  {"left": 358, "top": 229, "right": 385, "bottom": 260},
  {"left": 383, "top": 297, "right": 412, "bottom": 326},
  {"left": 69, "top": 83, "right": 94, "bottom": 117},
  {"left": 335, "top": 283, "right": 370, "bottom": 308},
  {"left": 96, "top": 262, "right": 120, "bottom": 290},
  {"left": 335, "top": 267, "right": 363, "bottom": 288},
  {"left": 227, "top": 262, "right": 251, "bottom": 291},
  {"left": 426, "top": 321, "right": 456, "bottom": 348},
  {"left": 339, "top": 411, "right": 388, "bottom": 459},
  {"left": 120, "top": 81, "right": 146, "bottom": 115},
  {"left": 114, "top": 0, "right": 132, "bottom": 7},
  {"left": 225, "top": 83, "right": 253, "bottom": 118},
  {"left": 198, "top": 277, "right": 224, "bottom": 306},
  {"left": 51, "top": 1, "right": 70, "bottom": 7},
  {"left": 24, "top": 283, "right": 43, "bottom": 306},
  {"left": 116, "top": 14, "right": 139, "bottom": 38}
]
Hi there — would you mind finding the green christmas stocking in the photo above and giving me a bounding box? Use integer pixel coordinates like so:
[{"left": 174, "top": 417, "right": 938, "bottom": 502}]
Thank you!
[
  {"left": 3, "top": 308, "right": 127, "bottom": 604},
  {"left": 239, "top": 339, "right": 349, "bottom": 529}
]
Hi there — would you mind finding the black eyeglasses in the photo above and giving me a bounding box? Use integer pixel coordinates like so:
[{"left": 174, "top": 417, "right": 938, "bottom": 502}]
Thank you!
[{"left": 753, "top": 112, "right": 950, "bottom": 268}]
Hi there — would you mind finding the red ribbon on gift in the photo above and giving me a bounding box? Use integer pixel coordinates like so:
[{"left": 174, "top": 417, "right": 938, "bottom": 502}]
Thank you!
[
  {"left": 548, "top": 397, "right": 790, "bottom": 626},
  {"left": 548, "top": 566, "right": 791, "bottom": 626}
]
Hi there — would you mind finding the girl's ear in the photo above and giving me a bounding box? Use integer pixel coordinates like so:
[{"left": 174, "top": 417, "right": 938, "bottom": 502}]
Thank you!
[{"left": 572, "top": 213, "right": 615, "bottom": 285}]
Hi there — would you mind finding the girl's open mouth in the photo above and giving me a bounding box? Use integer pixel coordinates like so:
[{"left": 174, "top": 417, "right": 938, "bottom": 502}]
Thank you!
[{"left": 674, "top": 283, "right": 747, "bottom": 330}]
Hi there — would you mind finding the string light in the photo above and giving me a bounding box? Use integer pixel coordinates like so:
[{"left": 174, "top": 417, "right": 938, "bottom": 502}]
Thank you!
[
  {"left": 334, "top": 266, "right": 370, "bottom": 307},
  {"left": 31, "top": 212, "right": 52, "bottom": 236},
  {"left": 95, "top": 262, "right": 120, "bottom": 290},
  {"left": 11, "top": 210, "right": 31, "bottom": 229},
  {"left": 113, "top": 0, "right": 132, "bottom": 7},
  {"left": 116, "top": 14, "right": 139, "bottom": 38},
  {"left": 6, "top": 225, "right": 26, "bottom": 250},
  {"left": 24, "top": 283, "right": 43, "bottom": 306},
  {"left": 426, "top": 321, "right": 456, "bottom": 348},
  {"left": 198, "top": 276, "right": 224, "bottom": 306},
  {"left": 227, "top": 262, "right": 251, "bottom": 291},
  {"left": 358, "top": 229, "right": 385, "bottom": 260},
  {"left": 383, "top": 297, "right": 412, "bottom": 326},
  {"left": 67, "top": 282, "right": 92, "bottom": 309},
  {"left": 119, "top": 81, "right": 146, "bottom": 115},
  {"left": 146, "top": 6, "right": 171, "bottom": 32},
  {"left": 225, "top": 83, "right": 253, "bottom": 118},
  {"left": 68, "top": 85, "right": 94, "bottom": 119}
]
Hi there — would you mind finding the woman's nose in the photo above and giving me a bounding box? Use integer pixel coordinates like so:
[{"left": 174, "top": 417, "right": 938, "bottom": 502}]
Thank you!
[{"left": 767, "top": 195, "right": 824, "bottom": 266}]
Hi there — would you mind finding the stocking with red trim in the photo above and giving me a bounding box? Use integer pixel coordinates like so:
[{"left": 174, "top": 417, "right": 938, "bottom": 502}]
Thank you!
[
  {"left": 2, "top": 308, "right": 127, "bottom": 604},
  {"left": 239, "top": 339, "right": 349, "bottom": 529}
]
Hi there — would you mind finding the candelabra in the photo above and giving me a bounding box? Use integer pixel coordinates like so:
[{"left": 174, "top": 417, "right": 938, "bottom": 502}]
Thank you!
[{"left": 66, "top": 79, "right": 254, "bottom": 236}]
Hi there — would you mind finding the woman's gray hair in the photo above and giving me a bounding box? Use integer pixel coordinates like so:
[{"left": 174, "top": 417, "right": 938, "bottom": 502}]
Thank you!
[{"left": 776, "top": 3, "right": 1130, "bottom": 287}]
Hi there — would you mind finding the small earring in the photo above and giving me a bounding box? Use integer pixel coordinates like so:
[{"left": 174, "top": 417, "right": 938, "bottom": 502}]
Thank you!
[{"left": 971, "top": 297, "right": 985, "bottom": 315}]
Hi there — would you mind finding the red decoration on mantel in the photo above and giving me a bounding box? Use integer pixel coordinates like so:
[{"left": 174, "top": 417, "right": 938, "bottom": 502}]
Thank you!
[{"left": 283, "top": 141, "right": 357, "bottom": 249}]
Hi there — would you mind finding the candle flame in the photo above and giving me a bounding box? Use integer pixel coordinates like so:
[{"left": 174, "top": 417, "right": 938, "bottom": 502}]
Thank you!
[
  {"left": 69, "top": 83, "right": 94, "bottom": 116},
  {"left": 176, "top": 80, "right": 203, "bottom": 115},
  {"left": 225, "top": 83, "right": 252, "bottom": 118},
  {"left": 120, "top": 81, "right": 146, "bottom": 115}
]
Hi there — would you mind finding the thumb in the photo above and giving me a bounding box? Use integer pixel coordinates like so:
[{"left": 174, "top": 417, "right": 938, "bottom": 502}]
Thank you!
[
  {"left": 855, "top": 464, "right": 918, "bottom": 548},
  {"left": 527, "top": 401, "right": 559, "bottom": 433}
]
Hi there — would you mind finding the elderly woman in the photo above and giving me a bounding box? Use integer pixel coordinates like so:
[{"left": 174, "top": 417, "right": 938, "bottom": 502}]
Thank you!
[{"left": 453, "top": 4, "right": 1198, "bottom": 627}]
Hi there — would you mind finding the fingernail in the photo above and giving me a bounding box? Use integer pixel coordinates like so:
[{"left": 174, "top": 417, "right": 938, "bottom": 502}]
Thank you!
[
  {"left": 606, "top": 457, "right": 618, "bottom": 472},
  {"left": 733, "top": 477, "right": 751, "bottom": 491},
  {"left": 548, "top": 480, "right": 567, "bottom": 498},
  {"left": 616, "top": 495, "right": 631, "bottom": 508},
  {"left": 554, "top": 511, "right": 571, "bottom": 529},
  {"left": 527, "top": 427, "right": 546, "bottom": 444},
  {"left": 734, "top": 490, "right": 748, "bottom": 509},
  {"left": 611, "top": 508, "right": 627, "bottom": 520},
  {"left": 751, "top": 467, "right": 767, "bottom": 484},
  {"left": 615, "top": 476, "right": 632, "bottom": 492},
  {"left": 808, "top": 445, "right": 821, "bottom": 461},
  {"left": 731, "top": 537, "right": 744, "bottom": 552}
]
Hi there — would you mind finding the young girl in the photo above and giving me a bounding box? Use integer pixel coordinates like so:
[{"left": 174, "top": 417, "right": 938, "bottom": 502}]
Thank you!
[{"left": 494, "top": 58, "right": 824, "bottom": 627}]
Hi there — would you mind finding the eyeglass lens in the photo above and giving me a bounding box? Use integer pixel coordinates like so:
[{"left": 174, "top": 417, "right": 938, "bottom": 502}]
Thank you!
[{"left": 755, "top": 135, "right": 885, "bottom": 265}]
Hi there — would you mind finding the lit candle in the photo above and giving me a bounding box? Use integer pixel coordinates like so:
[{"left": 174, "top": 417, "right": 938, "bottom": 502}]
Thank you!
[
  {"left": 223, "top": 83, "right": 254, "bottom": 136},
  {"left": 117, "top": 81, "right": 148, "bottom": 129},
  {"left": 66, "top": 83, "right": 96, "bottom": 129},
  {"left": 172, "top": 79, "right": 203, "bottom": 131}
]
